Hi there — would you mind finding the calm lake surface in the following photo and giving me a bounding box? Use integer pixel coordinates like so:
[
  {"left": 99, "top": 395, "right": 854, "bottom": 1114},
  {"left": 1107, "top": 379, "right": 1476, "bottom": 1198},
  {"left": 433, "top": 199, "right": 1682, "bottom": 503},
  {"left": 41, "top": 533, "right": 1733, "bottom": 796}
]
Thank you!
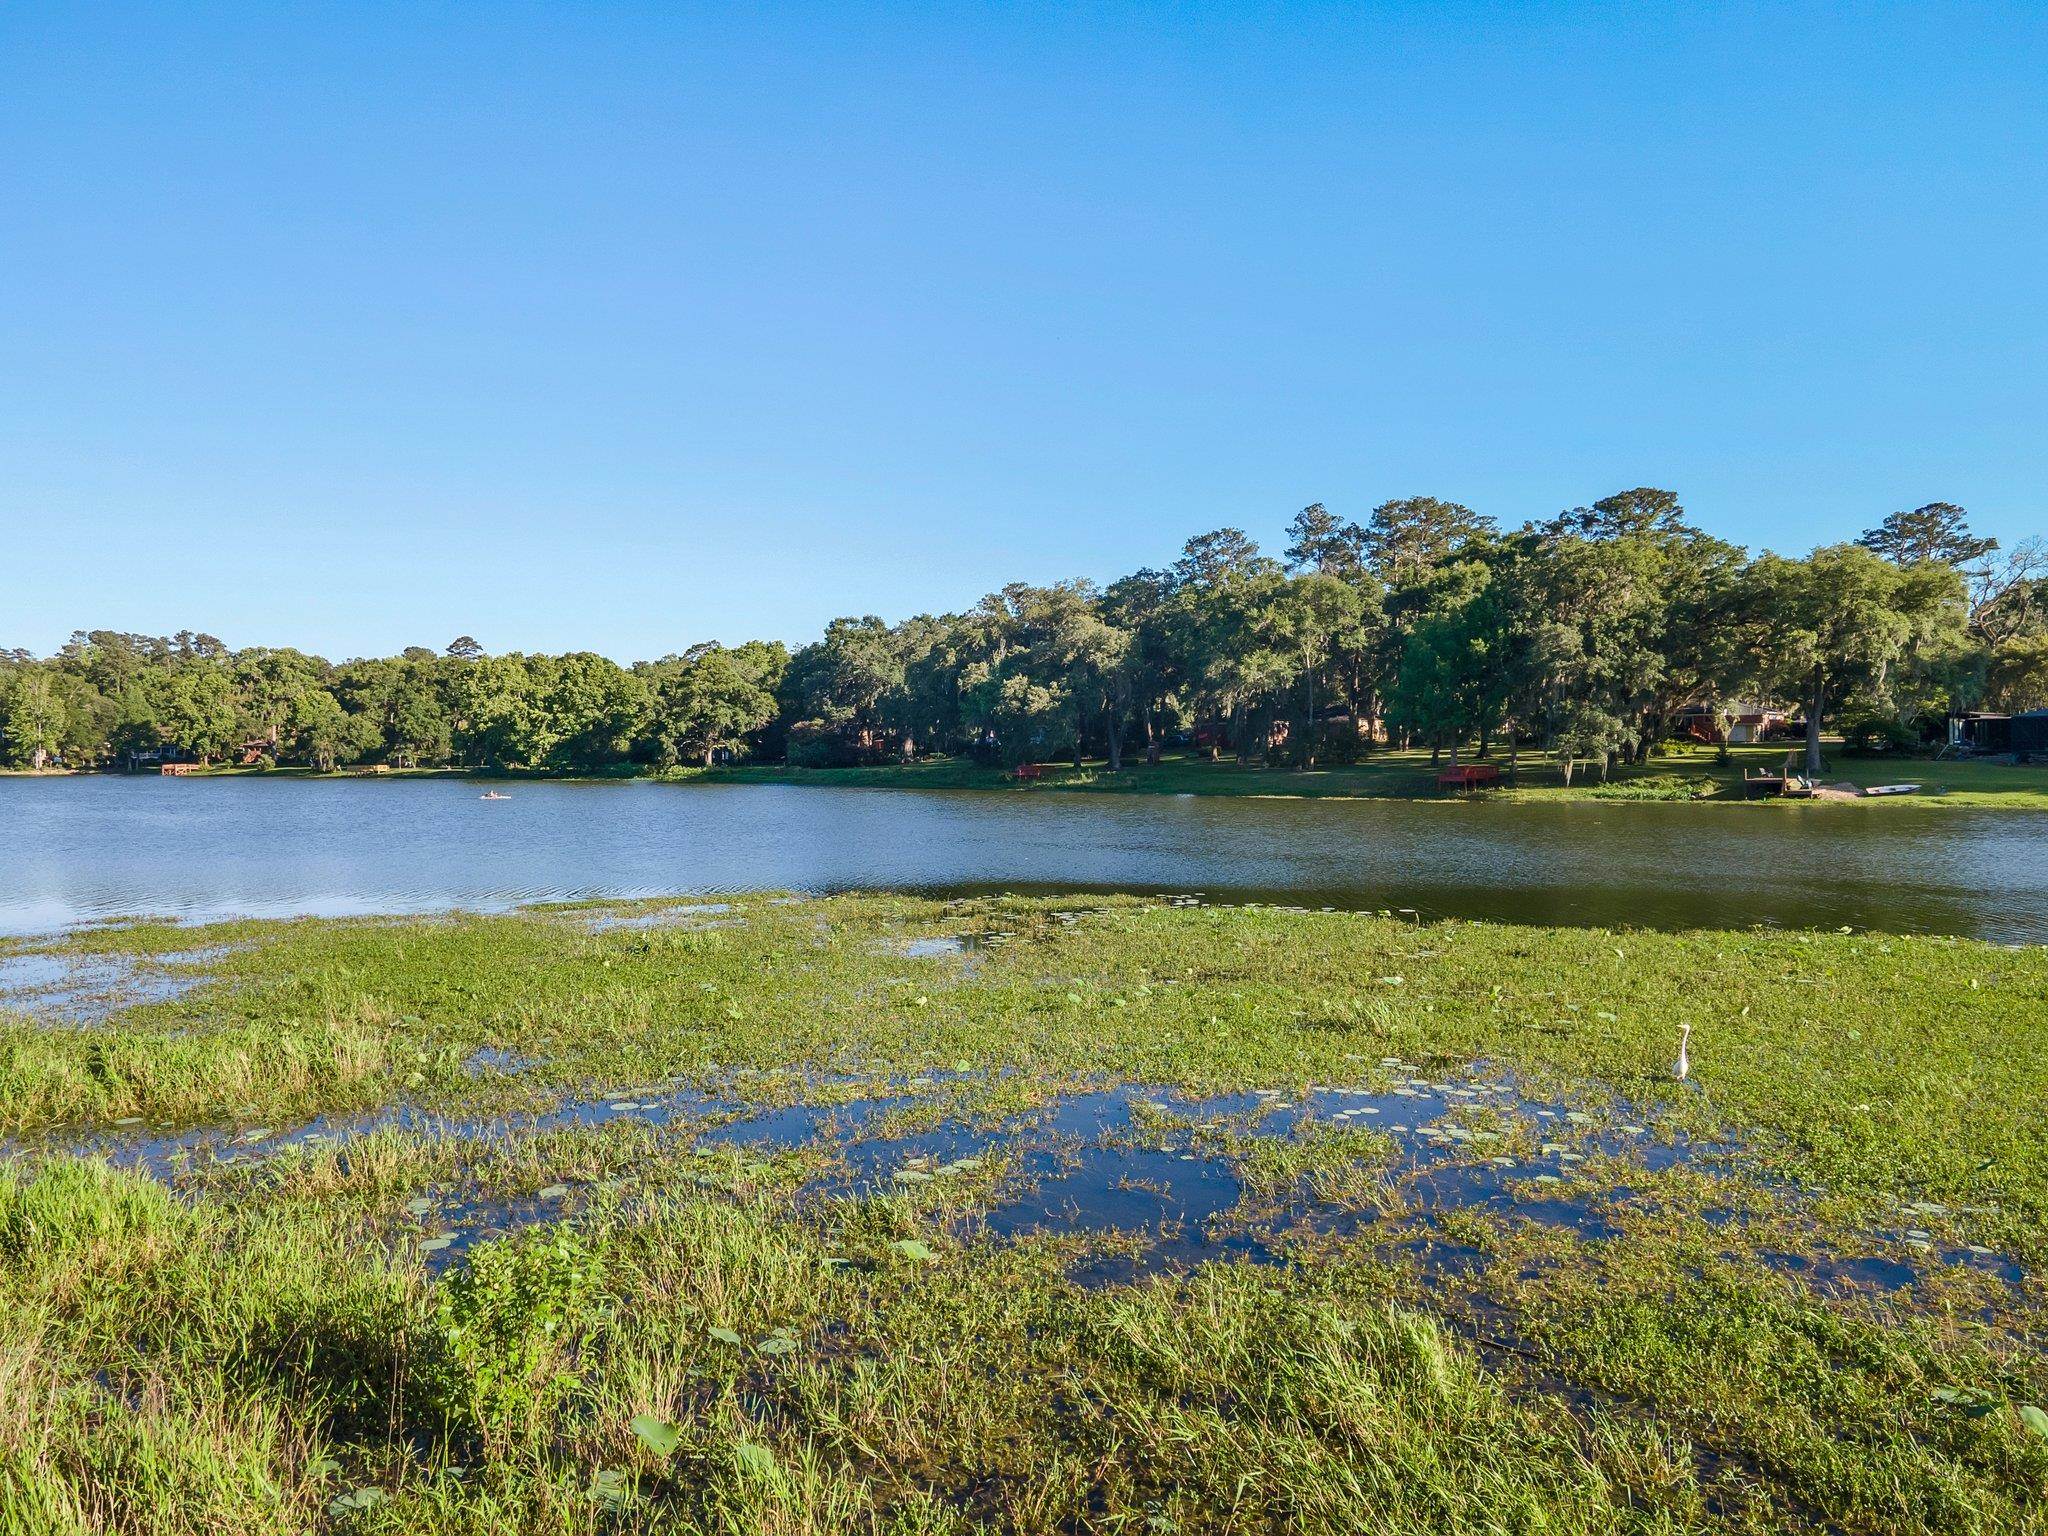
[{"left": 2, "top": 776, "right": 2045, "bottom": 941}]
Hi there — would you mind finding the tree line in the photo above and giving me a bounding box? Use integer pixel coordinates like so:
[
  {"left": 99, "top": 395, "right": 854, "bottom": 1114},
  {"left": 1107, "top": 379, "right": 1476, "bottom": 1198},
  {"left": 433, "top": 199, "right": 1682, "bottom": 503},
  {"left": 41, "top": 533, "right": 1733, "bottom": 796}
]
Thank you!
[{"left": 5, "top": 493, "right": 2044, "bottom": 781}]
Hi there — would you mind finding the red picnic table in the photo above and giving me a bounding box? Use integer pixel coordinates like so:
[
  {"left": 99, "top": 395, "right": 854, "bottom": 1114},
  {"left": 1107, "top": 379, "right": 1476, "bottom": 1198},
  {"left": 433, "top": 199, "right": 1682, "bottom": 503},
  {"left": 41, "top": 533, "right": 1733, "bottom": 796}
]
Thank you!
[{"left": 1435, "top": 763, "right": 1501, "bottom": 790}]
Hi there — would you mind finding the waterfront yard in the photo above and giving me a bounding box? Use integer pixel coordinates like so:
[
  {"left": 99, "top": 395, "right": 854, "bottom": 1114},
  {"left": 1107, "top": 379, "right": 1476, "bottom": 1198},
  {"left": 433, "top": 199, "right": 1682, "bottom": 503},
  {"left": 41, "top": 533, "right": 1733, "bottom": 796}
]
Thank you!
[
  {"left": 683, "top": 744, "right": 2048, "bottom": 810},
  {"left": 1, "top": 895, "right": 2044, "bottom": 1532}
]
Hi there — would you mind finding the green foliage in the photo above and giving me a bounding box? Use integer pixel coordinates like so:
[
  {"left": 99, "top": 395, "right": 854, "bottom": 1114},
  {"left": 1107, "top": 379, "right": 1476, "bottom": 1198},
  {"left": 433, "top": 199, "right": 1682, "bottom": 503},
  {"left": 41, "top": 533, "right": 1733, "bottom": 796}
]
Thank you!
[
  {"left": 1751, "top": 543, "right": 1968, "bottom": 773},
  {"left": 2, "top": 499, "right": 2030, "bottom": 780},
  {"left": 0, "top": 1157, "right": 175, "bottom": 1270},
  {"left": 0, "top": 669, "right": 67, "bottom": 768},
  {"left": 414, "top": 1226, "right": 601, "bottom": 1444},
  {"left": 1986, "top": 634, "right": 2048, "bottom": 712},
  {"left": 640, "top": 643, "right": 785, "bottom": 767},
  {"left": 1859, "top": 502, "right": 1998, "bottom": 568},
  {"left": 1578, "top": 771, "right": 1715, "bottom": 800},
  {"left": 1842, "top": 714, "right": 1918, "bottom": 754}
]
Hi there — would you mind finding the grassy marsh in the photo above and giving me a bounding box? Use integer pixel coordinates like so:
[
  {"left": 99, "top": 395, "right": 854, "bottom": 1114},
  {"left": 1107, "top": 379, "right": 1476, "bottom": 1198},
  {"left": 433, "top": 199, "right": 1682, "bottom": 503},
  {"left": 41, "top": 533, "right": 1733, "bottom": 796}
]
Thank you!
[{"left": 1, "top": 895, "right": 2044, "bottom": 1531}]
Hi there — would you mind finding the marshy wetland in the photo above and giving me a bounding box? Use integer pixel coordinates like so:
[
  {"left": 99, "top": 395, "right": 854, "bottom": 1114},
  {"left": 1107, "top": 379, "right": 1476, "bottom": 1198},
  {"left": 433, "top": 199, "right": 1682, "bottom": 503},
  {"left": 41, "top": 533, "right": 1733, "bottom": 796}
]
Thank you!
[{"left": 1, "top": 891, "right": 2044, "bottom": 1532}]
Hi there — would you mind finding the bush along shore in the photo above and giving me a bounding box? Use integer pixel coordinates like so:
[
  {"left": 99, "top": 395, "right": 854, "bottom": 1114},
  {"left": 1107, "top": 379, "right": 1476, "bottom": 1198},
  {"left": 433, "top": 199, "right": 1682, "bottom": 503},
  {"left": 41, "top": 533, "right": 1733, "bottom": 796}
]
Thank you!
[{"left": 1, "top": 893, "right": 2045, "bottom": 1531}]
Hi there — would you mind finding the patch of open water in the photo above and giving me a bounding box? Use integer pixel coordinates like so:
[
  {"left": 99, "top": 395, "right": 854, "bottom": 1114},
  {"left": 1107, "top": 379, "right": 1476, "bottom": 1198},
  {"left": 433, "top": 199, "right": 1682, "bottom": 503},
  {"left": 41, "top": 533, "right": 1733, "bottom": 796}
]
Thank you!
[
  {"left": 9, "top": 776, "right": 2048, "bottom": 941},
  {"left": 0, "top": 947, "right": 226, "bottom": 1025},
  {"left": 581, "top": 903, "right": 734, "bottom": 932},
  {"left": 9, "top": 1067, "right": 2024, "bottom": 1302}
]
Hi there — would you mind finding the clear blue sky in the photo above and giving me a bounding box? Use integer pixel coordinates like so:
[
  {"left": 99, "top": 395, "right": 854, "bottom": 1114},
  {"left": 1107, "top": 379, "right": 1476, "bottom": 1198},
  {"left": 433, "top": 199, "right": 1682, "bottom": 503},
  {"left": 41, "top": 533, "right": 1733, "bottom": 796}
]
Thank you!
[{"left": 5, "top": 3, "right": 2044, "bottom": 661}]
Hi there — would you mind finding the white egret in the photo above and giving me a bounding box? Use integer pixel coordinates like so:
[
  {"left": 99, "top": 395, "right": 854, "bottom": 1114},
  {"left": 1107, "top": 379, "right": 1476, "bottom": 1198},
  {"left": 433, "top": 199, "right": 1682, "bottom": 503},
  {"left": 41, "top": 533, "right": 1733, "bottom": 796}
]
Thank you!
[{"left": 1674, "top": 1023, "right": 1692, "bottom": 1082}]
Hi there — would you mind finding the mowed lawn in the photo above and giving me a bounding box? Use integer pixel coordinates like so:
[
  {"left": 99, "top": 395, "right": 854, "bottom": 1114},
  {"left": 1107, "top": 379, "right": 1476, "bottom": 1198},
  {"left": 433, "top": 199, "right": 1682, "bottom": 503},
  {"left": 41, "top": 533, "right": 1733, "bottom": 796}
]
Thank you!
[{"left": 682, "top": 743, "right": 2048, "bottom": 809}]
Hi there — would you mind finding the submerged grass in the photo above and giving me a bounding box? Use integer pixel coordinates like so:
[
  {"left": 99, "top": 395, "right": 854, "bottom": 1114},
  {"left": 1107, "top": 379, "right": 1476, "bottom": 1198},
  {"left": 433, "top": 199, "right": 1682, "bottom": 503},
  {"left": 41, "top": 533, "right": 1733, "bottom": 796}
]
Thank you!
[{"left": 1, "top": 894, "right": 2045, "bottom": 1531}]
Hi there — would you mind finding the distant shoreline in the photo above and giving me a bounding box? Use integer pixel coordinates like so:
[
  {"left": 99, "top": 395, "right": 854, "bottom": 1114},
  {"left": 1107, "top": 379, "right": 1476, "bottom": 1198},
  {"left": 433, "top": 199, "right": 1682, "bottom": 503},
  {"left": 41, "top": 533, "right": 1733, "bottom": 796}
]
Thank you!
[{"left": 10, "top": 748, "right": 2046, "bottom": 811}]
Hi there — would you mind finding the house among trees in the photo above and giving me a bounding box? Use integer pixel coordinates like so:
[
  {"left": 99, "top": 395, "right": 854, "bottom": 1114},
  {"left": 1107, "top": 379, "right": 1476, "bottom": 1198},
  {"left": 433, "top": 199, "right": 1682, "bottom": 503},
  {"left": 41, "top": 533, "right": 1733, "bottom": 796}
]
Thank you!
[
  {"left": 2019, "top": 711, "right": 2048, "bottom": 757},
  {"left": 1723, "top": 704, "right": 1790, "bottom": 745},
  {"left": 1952, "top": 713, "right": 2011, "bottom": 753},
  {"left": 1670, "top": 702, "right": 1789, "bottom": 746},
  {"left": 1953, "top": 710, "right": 2048, "bottom": 757}
]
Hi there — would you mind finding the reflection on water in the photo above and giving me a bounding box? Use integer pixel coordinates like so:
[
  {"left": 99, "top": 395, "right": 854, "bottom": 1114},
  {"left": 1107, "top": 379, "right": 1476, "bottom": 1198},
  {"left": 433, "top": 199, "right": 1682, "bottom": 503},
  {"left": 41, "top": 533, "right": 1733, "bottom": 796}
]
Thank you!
[
  {"left": 0, "top": 948, "right": 224, "bottom": 1024},
  {"left": 3, "top": 775, "right": 2047, "bottom": 940},
  {"left": 17, "top": 1071, "right": 2019, "bottom": 1299}
]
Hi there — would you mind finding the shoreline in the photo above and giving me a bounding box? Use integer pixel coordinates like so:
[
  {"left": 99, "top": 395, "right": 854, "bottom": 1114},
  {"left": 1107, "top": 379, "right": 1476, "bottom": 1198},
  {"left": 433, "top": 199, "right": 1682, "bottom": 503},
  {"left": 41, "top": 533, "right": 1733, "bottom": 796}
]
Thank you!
[{"left": 12, "top": 748, "right": 2047, "bottom": 811}]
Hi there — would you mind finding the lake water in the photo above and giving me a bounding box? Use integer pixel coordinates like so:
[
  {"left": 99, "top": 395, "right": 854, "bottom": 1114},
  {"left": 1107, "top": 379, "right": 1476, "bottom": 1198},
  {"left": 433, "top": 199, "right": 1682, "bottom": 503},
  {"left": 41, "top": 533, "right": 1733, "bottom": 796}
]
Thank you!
[{"left": 2, "top": 776, "right": 2045, "bottom": 941}]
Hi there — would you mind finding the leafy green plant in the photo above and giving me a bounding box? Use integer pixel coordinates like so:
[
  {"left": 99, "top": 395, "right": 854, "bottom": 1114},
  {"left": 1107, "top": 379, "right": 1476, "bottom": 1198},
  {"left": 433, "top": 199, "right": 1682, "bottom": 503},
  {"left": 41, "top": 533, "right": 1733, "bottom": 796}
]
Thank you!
[
  {"left": 414, "top": 1226, "right": 601, "bottom": 1445},
  {"left": 1581, "top": 772, "right": 1715, "bottom": 801},
  {"left": 630, "top": 1414, "right": 682, "bottom": 1457},
  {"left": 1843, "top": 714, "right": 1918, "bottom": 755}
]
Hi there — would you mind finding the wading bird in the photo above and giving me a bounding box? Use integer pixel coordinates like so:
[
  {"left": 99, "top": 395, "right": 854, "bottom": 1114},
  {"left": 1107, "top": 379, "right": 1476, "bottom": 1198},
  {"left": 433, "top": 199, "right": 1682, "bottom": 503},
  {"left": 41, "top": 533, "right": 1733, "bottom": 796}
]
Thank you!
[{"left": 1674, "top": 1022, "right": 1692, "bottom": 1082}]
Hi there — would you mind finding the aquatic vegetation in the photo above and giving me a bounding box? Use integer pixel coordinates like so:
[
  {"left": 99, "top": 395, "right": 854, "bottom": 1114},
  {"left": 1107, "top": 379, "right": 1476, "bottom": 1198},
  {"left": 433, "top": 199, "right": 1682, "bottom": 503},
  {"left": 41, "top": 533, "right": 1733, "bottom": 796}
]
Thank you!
[
  {"left": 416, "top": 1225, "right": 602, "bottom": 1447},
  {"left": 1, "top": 894, "right": 2045, "bottom": 1530}
]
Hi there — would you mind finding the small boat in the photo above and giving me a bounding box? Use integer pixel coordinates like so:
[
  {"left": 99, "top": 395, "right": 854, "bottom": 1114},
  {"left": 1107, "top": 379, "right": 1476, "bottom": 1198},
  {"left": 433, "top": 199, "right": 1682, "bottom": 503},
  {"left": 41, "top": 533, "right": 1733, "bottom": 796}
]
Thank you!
[
  {"left": 480, "top": 791, "right": 511, "bottom": 801},
  {"left": 1864, "top": 783, "right": 1921, "bottom": 796}
]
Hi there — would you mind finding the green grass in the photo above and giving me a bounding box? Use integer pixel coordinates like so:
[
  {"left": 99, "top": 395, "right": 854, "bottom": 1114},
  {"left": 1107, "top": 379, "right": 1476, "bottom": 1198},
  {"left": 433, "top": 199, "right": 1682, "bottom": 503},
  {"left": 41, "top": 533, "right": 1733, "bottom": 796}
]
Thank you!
[
  {"left": 3, "top": 896, "right": 2046, "bottom": 1531},
  {"left": 674, "top": 745, "right": 2048, "bottom": 809}
]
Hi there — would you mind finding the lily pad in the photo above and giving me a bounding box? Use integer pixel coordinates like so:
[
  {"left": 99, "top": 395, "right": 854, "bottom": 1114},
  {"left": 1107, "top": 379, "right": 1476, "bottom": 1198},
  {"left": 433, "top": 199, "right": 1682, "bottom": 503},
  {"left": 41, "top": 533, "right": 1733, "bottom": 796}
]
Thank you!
[
  {"left": 1931, "top": 1385, "right": 1998, "bottom": 1417},
  {"left": 329, "top": 1487, "right": 388, "bottom": 1516},
  {"left": 889, "top": 1238, "right": 936, "bottom": 1262},
  {"left": 733, "top": 1441, "right": 779, "bottom": 1479},
  {"left": 589, "top": 1468, "right": 628, "bottom": 1510},
  {"left": 631, "top": 1415, "right": 682, "bottom": 1456},
  {"left": 708, "top": 1325, "right": 743, "bottom": 1347}
]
